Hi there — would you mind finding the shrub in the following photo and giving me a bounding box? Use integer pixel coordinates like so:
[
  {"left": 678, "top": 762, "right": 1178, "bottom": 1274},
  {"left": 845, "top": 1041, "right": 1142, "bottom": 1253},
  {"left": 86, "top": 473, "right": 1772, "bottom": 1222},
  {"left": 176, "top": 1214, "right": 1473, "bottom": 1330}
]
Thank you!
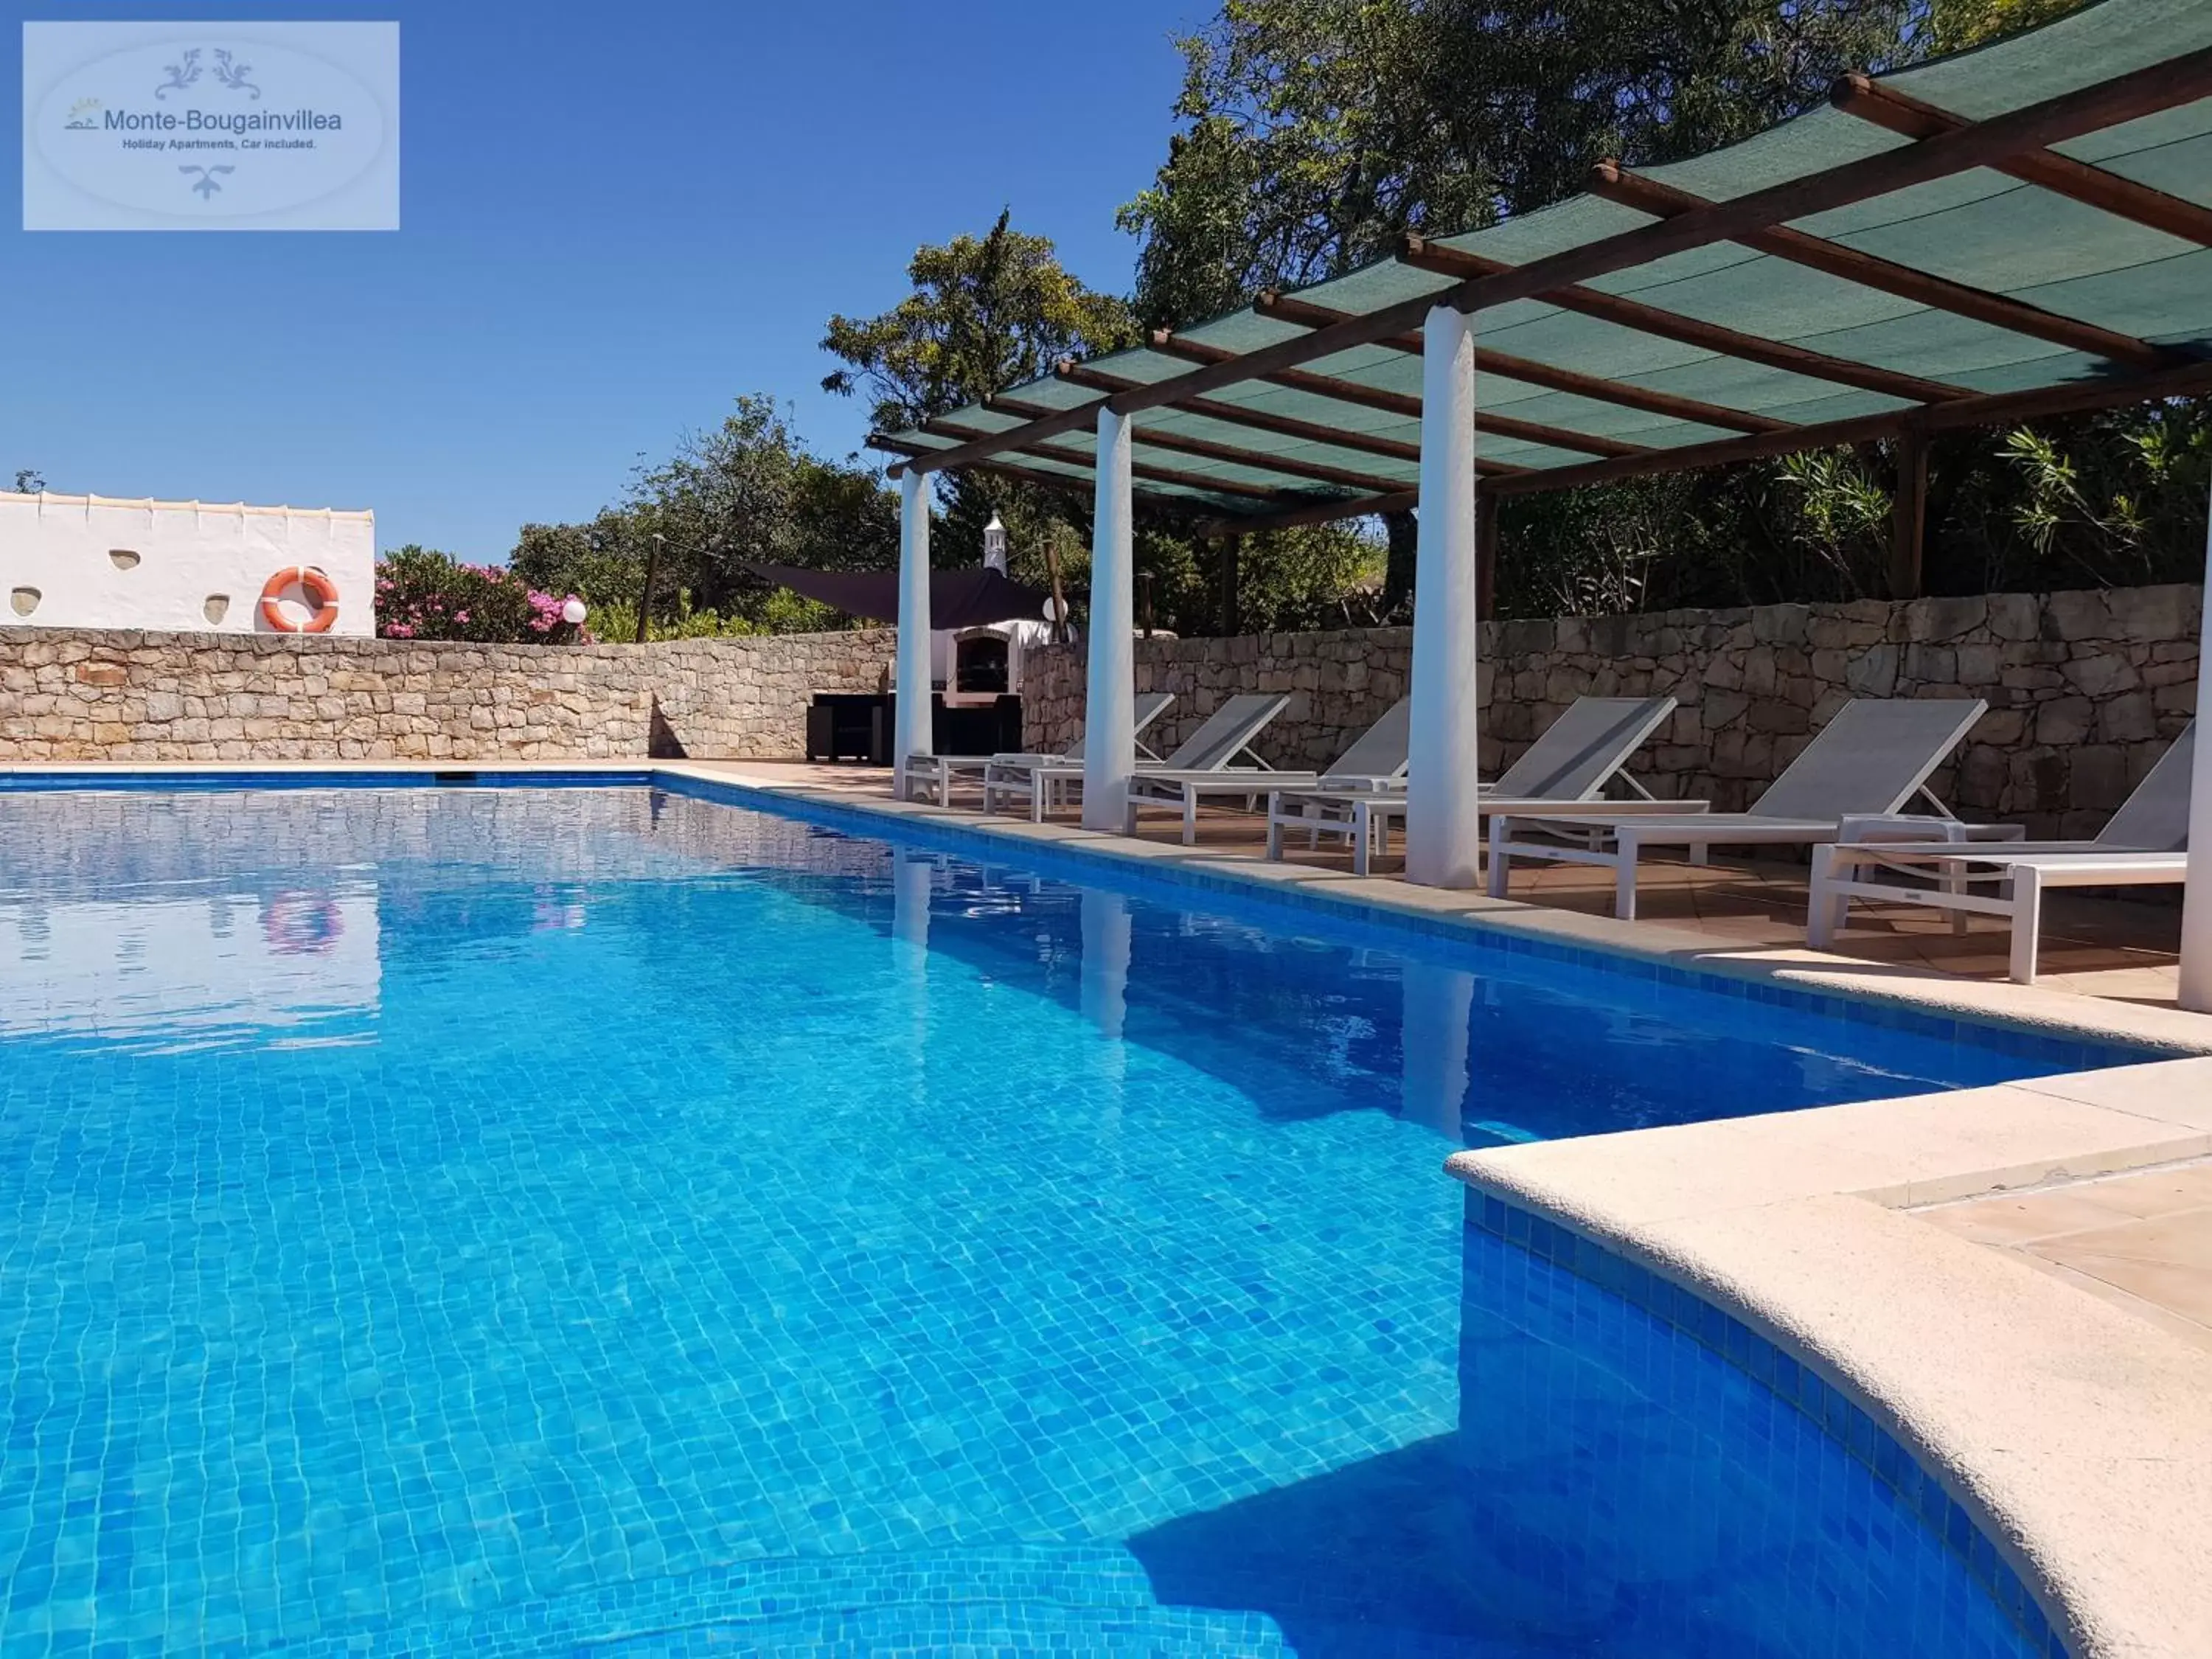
[{"left": 374, "top": 546, "right": 589, "bottom": 643}]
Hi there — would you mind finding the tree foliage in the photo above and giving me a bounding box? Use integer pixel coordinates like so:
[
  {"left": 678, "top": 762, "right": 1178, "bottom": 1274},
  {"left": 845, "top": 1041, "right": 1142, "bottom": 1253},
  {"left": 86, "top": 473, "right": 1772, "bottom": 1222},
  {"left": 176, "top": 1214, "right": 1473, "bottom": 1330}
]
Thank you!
[
  {"left": 510, "top": 394, "right": 895, "bottom": 636},
  {"left": 1119, "top": 0, "right": 1915, "bottom": 328},
  {"left": 821, "top": 211, "right": 1140, "bottom": 432},
  {"left": 1924, "top": 0, "right": 2084, "bottom": 53},
  {"left": 515, "top": 0, "right": 2159, "bottom": 639}
]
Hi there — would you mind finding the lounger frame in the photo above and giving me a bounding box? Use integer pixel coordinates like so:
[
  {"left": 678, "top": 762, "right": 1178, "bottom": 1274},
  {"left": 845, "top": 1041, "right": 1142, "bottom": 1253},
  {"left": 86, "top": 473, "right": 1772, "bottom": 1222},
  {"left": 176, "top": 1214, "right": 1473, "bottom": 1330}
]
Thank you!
[
  {"left": 1263, "top": 696, "right": 1685, "bottom": 874},
  {"left": 1487, "top": 699, "right": 1987, "bottom": 921},
  {"left": 1808, "top": 844, "right": 2188, "bottom": 984},
  {"left": 982, "top": 694, "right": 1289, "bottom": 822},
  {"left": 901, "top": 693, "right": 1171, "bottom": 805}
]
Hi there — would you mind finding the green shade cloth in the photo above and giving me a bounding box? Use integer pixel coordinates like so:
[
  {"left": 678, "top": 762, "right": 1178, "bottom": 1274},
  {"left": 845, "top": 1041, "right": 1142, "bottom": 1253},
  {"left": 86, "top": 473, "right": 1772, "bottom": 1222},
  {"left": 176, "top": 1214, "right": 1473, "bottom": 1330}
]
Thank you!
[{"left": 884, "top": 0, "right": 2212, "bottom": 521}]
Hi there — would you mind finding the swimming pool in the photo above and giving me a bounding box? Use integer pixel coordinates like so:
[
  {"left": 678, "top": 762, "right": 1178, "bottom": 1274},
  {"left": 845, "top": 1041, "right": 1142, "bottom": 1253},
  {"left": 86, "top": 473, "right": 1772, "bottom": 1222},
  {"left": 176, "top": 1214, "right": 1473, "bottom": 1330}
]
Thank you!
[{"left": 0, "top": 782, "right": 2119, "bottom": 1657}]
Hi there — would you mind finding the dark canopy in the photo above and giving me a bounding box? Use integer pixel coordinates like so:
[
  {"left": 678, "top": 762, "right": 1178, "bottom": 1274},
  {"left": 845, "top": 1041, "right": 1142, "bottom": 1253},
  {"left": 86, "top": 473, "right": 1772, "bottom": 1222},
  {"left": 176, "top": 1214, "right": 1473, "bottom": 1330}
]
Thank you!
[{"left": 743, "top": 562, "right": 1052, "bottom": 630}]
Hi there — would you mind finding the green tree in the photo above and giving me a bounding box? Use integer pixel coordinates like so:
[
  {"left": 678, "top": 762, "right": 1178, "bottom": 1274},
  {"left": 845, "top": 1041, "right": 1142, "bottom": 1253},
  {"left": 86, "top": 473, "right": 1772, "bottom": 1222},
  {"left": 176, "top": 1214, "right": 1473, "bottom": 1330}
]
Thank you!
[
  {"left": 1924, "top": 0, "right": 2084, "bottom": 53},
  {"left": 1120, "top": 0, "right": 1913, "bottom": 331},
  {"left": 822, "top": 211, "right": 1155, "bottom": 616},
  {"left": 821, "top": 210, "right": 1139, "bottom": 433},
  {"left": 512, "top": 395, "right": 898, "bottom": 635}
]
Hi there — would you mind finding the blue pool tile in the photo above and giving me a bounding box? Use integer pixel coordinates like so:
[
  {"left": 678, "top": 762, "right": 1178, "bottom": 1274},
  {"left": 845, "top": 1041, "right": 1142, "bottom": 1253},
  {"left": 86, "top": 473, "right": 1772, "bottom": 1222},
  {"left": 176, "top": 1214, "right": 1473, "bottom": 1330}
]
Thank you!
[{"left": 0, "top": 785, "right": 2096, "bottom": 1658}]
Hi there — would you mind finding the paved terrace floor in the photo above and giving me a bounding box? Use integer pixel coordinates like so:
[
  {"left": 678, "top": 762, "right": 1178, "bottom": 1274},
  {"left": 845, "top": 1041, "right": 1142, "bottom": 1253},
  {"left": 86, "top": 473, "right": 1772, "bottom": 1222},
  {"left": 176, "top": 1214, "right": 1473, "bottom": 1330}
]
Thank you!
[
  {"left": 702, "top": 762, "right": 2187, "bottom": 1010},
  {"left": 1917, "top": 1161, "right": 2212, "bottom": 1354}
]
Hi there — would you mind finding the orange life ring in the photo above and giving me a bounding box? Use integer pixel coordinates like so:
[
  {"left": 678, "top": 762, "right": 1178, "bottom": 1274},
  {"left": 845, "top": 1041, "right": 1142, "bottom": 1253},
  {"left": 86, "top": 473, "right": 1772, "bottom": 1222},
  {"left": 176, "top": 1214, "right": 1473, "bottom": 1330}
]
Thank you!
[{"left": 260, "top": 566, "right": 340, "bottom": 633}]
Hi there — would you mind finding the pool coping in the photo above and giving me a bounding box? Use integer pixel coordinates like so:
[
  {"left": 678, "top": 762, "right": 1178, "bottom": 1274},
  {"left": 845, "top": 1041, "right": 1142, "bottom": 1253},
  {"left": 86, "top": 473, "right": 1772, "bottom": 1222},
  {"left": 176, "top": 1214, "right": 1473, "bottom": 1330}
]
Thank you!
[
  {"left": 1444, "top": 1065, "right": 2212, "bottom": 1659},
  {"left": 11, "top": 757, "right": 2212, "bottom": 1655}
]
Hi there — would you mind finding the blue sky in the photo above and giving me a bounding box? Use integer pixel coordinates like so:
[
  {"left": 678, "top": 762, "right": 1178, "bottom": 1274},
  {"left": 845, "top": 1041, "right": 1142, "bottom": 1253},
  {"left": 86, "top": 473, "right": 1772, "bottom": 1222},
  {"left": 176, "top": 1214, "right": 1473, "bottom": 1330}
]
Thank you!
[{"left": 1, "top": 1, "right": 1203, "bottom": 557}]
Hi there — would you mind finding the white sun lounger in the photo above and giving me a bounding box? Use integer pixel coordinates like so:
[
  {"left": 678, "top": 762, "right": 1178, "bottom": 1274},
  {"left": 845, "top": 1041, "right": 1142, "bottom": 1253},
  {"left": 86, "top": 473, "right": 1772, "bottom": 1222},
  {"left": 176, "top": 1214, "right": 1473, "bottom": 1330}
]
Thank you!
[
  {"left": 1488, "top": 698, "right": 1989, "bottom": 921},
  {"left": 902, "top": 692, "right": 1172, "bottom": 804},
  {"left": 982, "top": 692, "right": 1290, "bottom": 823},
  {"left": 1127, "top": 697, "right": 1412, "bottom": 845},
  {"left": 1264, "top": 695, "right": 1688, "bottom": 876},
  {"left": 1807, "top": 722, "right": 2193, "bottom": 984}
]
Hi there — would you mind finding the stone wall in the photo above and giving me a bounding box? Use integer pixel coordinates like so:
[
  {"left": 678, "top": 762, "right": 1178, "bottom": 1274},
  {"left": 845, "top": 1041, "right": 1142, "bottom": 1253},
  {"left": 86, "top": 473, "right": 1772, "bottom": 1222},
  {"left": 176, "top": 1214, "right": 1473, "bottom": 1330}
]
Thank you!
[
  {"left": 0, "top": 627, "right": 895, "bottom": 762},
  {"left": 1023, "top": 586, "right": 2202, "bottom": 838}
]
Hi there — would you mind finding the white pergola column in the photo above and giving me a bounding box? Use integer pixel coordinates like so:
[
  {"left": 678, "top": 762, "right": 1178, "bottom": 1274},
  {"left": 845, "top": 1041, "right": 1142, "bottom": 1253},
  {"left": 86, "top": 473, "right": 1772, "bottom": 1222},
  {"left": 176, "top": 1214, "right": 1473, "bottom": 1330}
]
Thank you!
[
  {"left": 892, "top": 469, "right": 932, "bottom": 798},
  {"left": 1405, "top": 304, "right": 1485, "bottom": 888},
  {"left": 1082, "top": 407, "right": 1137, "bottom": 832},
  {"left": 2180, "top": 487, "right": 2212, "bottom": 1012}
]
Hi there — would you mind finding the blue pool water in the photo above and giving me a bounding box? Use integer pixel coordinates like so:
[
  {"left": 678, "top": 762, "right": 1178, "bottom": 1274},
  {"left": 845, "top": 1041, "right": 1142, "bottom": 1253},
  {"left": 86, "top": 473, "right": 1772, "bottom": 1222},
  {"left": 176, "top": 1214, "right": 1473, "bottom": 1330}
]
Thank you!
[{"left": 0, "top": 784, "right": 2115, "bottom": 1658}]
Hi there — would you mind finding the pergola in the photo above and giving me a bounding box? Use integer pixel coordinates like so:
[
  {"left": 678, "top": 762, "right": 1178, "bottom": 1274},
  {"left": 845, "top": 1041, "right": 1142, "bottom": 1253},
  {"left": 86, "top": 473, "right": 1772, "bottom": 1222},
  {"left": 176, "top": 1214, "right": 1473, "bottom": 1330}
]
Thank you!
[{"left": 872, "top": 0, "right": 2212, "bottom": 1010}]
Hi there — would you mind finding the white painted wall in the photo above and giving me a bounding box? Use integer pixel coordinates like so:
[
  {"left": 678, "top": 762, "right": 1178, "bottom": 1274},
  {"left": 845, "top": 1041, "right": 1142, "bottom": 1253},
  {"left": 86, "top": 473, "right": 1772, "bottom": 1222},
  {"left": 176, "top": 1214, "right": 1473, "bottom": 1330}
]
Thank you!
[{"left": 0, "top": 490, "right": 377, "bottom": 635}]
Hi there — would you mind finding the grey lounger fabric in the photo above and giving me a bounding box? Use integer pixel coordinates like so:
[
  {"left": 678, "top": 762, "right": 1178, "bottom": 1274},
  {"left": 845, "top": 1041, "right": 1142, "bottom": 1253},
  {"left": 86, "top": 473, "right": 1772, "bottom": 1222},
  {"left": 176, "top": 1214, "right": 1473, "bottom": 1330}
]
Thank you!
[
  {"left": 1489, "top": 698, "right": 1989, "bottom": 920},
  {"left": 1130, "top": 696, "right": 1412, "bottom": 845},
  {"left": 1807, "top": 721, "right": 2192, "bottom": 982}
]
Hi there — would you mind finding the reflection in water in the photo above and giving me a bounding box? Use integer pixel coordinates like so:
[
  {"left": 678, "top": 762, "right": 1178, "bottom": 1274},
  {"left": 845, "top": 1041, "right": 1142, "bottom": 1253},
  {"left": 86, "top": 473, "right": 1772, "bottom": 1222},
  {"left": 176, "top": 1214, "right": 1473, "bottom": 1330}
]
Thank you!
[
  {"left": 1398, "top": 961, "right": 1475, "bottom": 1139},
  {"left": 0, "top": 888, "right": 381, "bottom": 1048},
  {"left": 891, "top": 849, "right": 933, "bottom": 956},
  {"left": 1080, "top": 888, "right": 1132, "bottom": 1042},
  {"left": 1082, "top": 888, "right": 1134, "bottom": 1138}
]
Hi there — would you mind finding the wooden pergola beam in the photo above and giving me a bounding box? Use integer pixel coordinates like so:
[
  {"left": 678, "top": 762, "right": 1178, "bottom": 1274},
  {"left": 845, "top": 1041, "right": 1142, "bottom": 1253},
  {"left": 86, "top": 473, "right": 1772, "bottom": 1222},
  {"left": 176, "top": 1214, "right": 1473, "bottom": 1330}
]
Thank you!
[
  {"left": 1587, "top": 161, "right": 2182, "bottom": 371},
  {"left": 1482, "top": 352, "right": 2212, "bottom": 496},
  {"left": 1189, "top": 352, "right": 2212, "bottom": 531},
  {"left": 1054, "top": 361, "right": 1535, "bottom": 475},
  {"left": 885, "top": 425, "right": 1361, "bottom": 511},
  {"left": 907, "top": 46, "right": 2212, "bottom": 476},
  {"left": 1891, "top": 421, "right": 1929, "bottom": 601},
  {"left": 994, "top": 435, "right": 1321, "bottom": 503},
  {"left": 1832, "top": 72, "right": 2212, "bottom": 249},
  {"left": 1147, "top": 329, "right": 1652, "bottom": 459},
  {"left": 957, "top": 396, "right": 1413, "bottom": 495},
  {"left": 1147, "top": 48, "right": 2212, "bottom": 428},
  {"left": 1256, "top": 290, "right": 1793, "bottom": 434},
  {"left": 1199, "top": 487, "right": 1421, "bottom": 536},
  {"left": 1056, "top": 361, "right": 1415, "bottom": 462},
  {"left": 1399, "top": 234, "right": 1971, "bottom": 403},
  {"left": 874, "top": 441, "right": 1094, "bottom": 501}
]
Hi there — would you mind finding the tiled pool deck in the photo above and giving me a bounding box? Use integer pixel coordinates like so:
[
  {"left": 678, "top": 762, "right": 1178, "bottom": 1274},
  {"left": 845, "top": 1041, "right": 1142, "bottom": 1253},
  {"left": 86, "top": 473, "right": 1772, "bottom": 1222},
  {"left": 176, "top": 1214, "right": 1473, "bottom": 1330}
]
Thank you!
[{"left": 8, "top": 757, "right": 2212, "bottom": 1658}]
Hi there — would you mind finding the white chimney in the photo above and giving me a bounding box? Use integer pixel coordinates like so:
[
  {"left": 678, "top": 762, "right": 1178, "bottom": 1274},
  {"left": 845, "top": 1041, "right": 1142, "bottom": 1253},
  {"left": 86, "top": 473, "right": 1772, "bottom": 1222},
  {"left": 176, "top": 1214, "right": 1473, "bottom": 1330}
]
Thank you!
[{"left": 983, "top": 512, "right": 1009, "bottom": 574}]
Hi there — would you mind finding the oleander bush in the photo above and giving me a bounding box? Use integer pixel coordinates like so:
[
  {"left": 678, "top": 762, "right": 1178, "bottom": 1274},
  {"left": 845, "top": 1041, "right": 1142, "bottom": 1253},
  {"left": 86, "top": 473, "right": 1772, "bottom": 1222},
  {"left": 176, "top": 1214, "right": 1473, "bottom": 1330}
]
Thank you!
[{"left": 374, "top": 546, "right": 588, "bottom": 643}]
